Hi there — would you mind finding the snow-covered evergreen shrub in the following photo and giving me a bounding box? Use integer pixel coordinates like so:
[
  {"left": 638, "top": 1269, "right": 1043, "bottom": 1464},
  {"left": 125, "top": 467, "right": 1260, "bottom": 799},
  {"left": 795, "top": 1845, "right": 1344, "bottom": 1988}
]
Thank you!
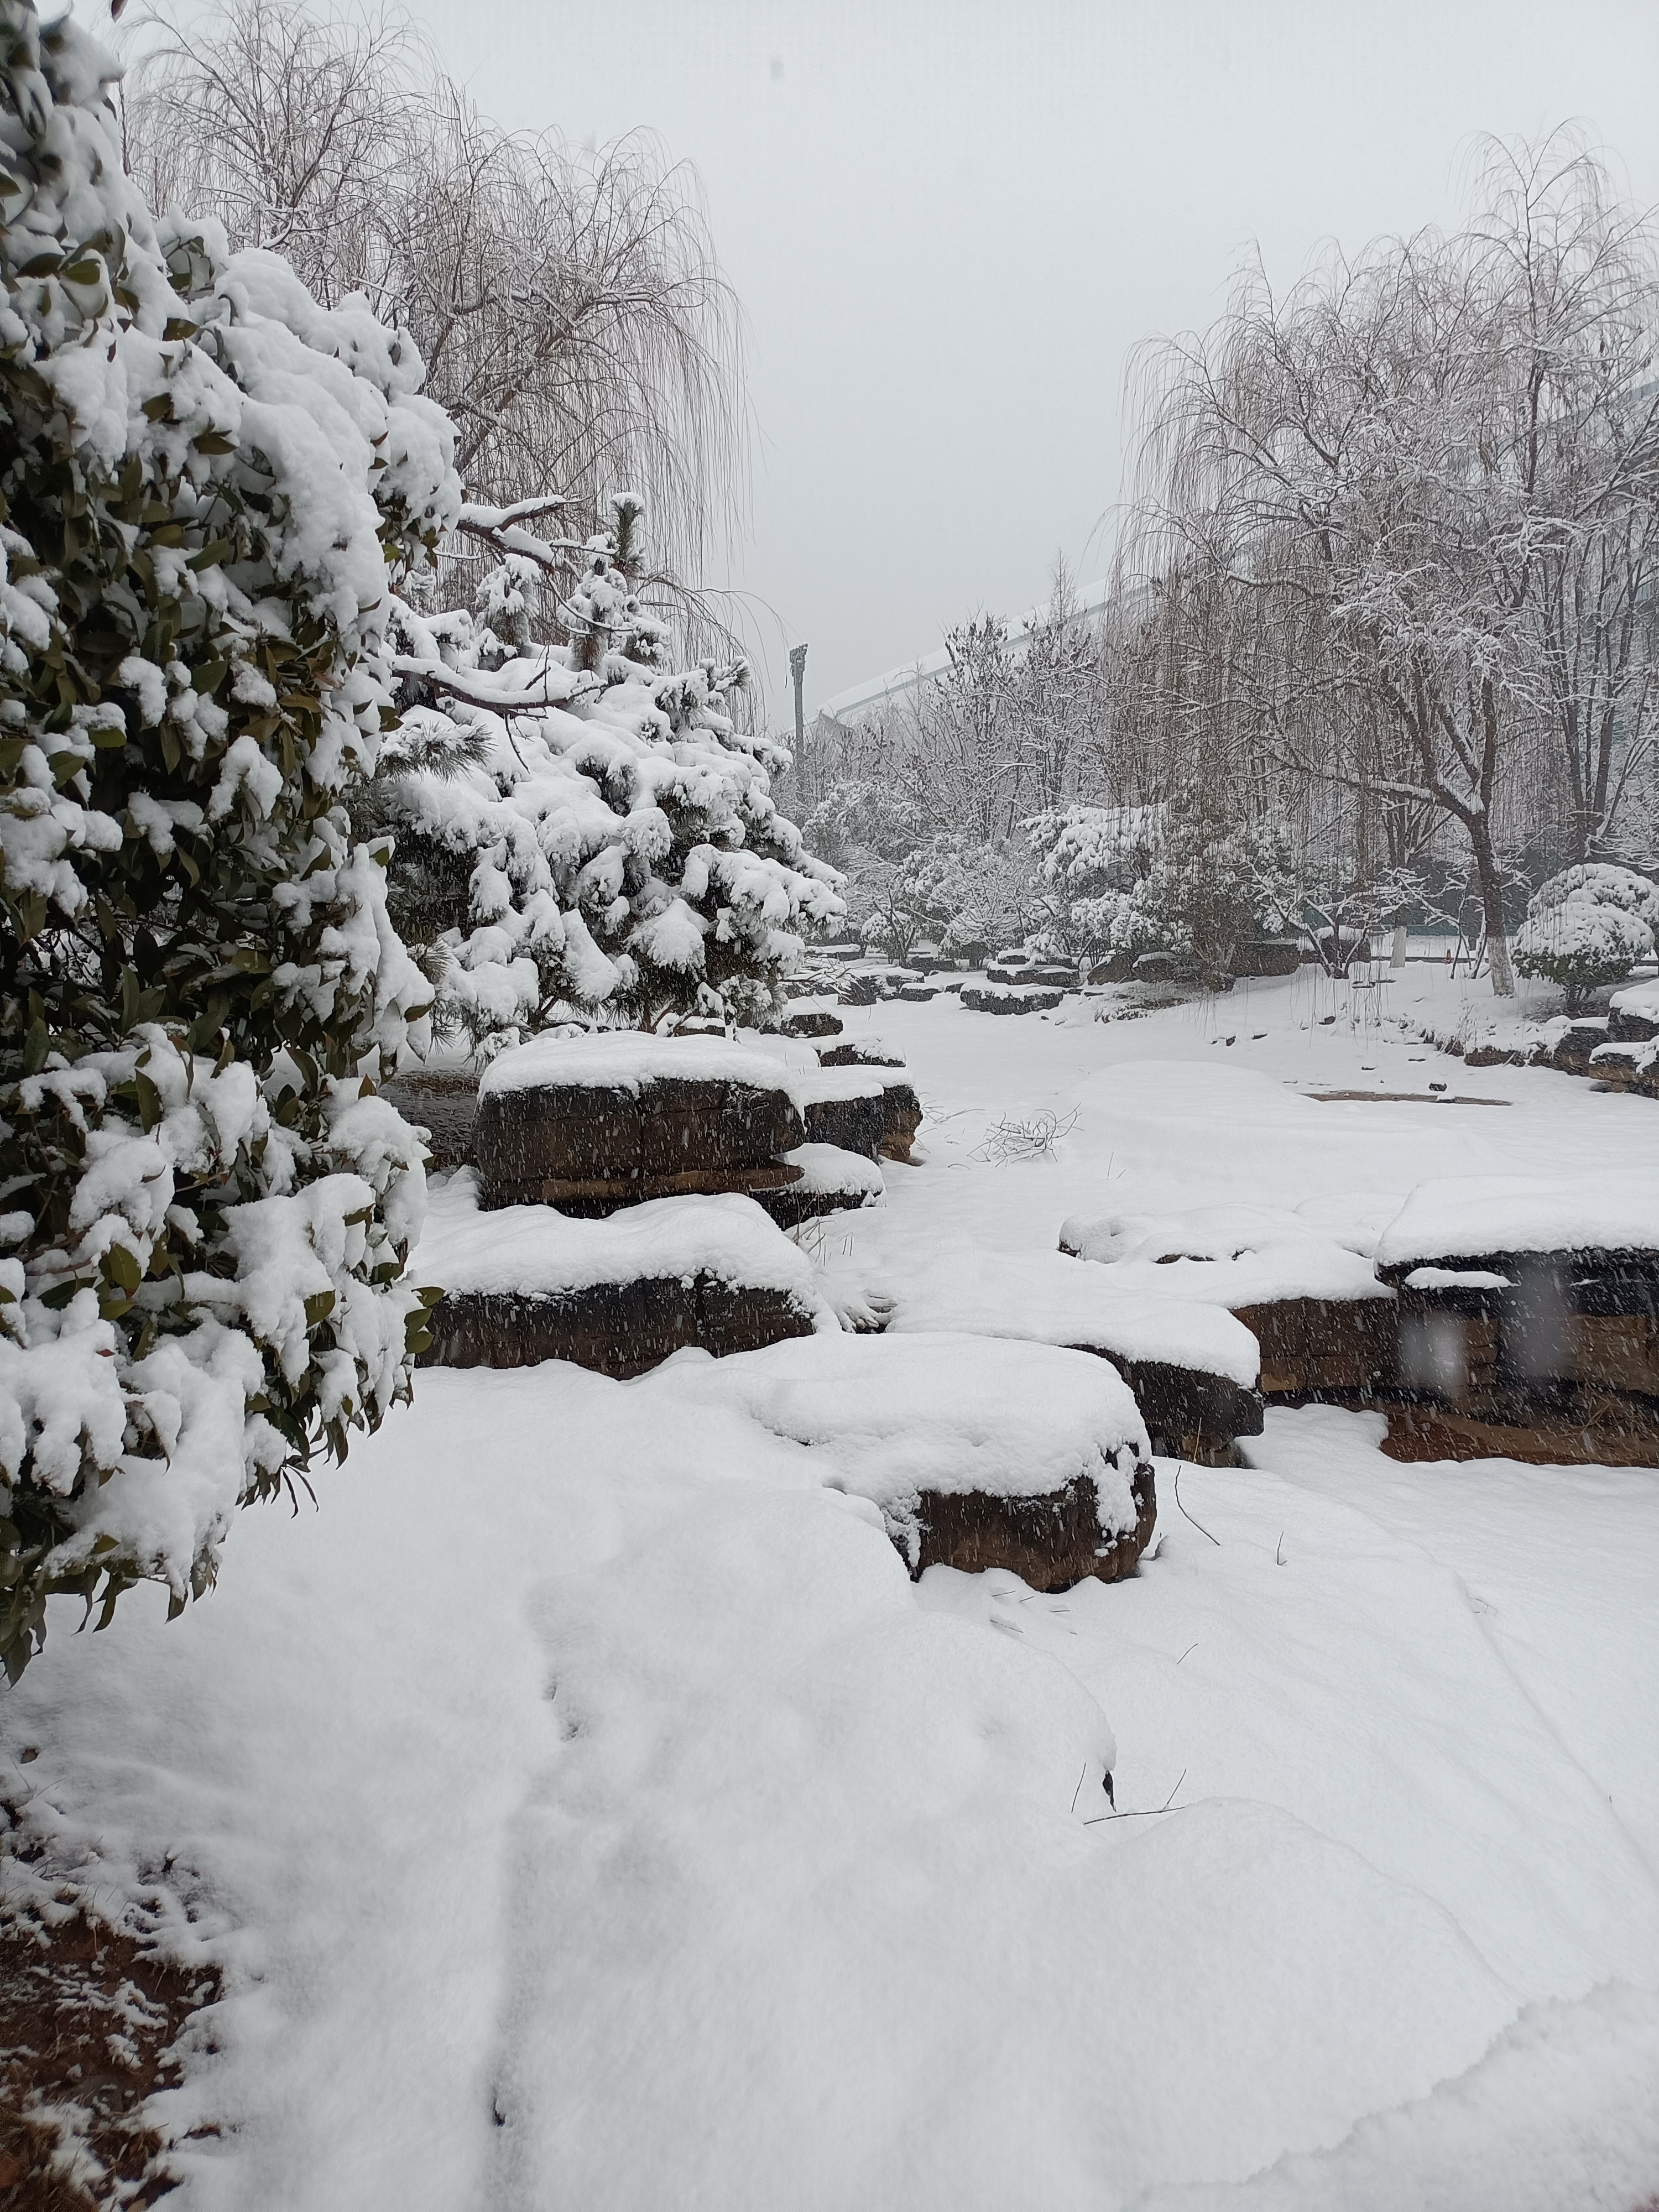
[
  {"left": 1027, "top": 805, "right": 1291, "bottom": 983},
  {"left": 1027, "top": 805, "right": 1161, "bottom": 962},
  {"left": 363, "top": 498, "right": 843, "bottom": 1051},
  {"left": 1514, "top": 864, "right": 1657, "bottom": 1010},
  {"left": 0, "top": 2, "right": 458, "bottom": 1675}
]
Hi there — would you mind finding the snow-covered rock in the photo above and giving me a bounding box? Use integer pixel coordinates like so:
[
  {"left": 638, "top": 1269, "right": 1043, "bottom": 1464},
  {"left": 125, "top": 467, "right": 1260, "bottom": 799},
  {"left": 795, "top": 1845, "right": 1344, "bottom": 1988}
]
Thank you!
[{"left": 651, "top": 1329, "right": 1153, "bottom": 1580}]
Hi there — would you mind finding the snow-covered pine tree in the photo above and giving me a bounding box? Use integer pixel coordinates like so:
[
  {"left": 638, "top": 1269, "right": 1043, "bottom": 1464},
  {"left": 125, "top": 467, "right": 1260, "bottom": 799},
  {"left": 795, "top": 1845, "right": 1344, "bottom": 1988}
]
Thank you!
[
  {"left": 364, "top": 495, "right": 844, "bottom": 1051},
  {"left": 0, "top": 1, "right": 459, "bottom": 1675}
]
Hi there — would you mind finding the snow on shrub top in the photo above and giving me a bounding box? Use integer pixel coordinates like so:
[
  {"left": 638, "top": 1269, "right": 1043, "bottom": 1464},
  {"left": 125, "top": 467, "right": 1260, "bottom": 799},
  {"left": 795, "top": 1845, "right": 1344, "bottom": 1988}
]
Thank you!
[
  {"left": 1058, "top": 1203, "right": 1391, "bottom": 1306},
  {"left": 1530, "top": 864, "right": 1659, "bottom": 926},
  {"left": 0, "top": 1, "right": 459, "bottom": 1674},
  {"left": 1514, "top": 863, "right": 1658, "bottom": 1008}
]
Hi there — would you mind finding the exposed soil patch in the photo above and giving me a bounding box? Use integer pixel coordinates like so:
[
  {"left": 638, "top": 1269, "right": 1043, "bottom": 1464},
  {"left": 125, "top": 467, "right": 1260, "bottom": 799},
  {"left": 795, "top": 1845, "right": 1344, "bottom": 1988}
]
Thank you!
[
  {"left": 1306, "top": 1090, "right": 1511, "bottom": 1105},
  {"left": 0, "top": 1907, "right": 220, "bottom": 2210}
]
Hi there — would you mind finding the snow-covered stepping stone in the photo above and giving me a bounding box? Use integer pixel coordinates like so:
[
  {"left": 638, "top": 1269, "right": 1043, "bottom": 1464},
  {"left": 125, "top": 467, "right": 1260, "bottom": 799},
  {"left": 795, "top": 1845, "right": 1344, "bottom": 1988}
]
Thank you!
[
  {"left": 815, "top": 1037, "right": 905, "bottom": 1068},
  {"left": 777, "top": 1001, "right": 843, "bottom": 1038},
  {"left": 1609, "top": 979, "right": 1659, "bottom": 1043},
  {"left": 959, "top": 984, "right": 1064, "bottom": 1015},
  {"left": 754, "top": 1144, "right": 885, "bottom": 1229},
  {"left": 653, "top": 1332, "right": 1156, "bottom": 1589},
  {"left": 416, "top": 1175, "right": 830, "bottom": 1376},
  {"left": 1375, "top": 1175, "right": 1659, "bottom": 1462},
  {"left": 1060, "top": 1202, "right": 1400, "bottom": 1401},
  {"left": 872, "top": 1246, "right": 1262, "bottom": 1463},
  {"left": 473, "top": 1031, "right": 806, "bottom": 1212}
]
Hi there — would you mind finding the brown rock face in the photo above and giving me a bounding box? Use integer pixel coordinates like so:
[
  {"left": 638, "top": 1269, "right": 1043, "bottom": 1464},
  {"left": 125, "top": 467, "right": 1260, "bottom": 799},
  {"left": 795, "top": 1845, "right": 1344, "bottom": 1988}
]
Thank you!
[
  {"left": 421, "top": 1275, "right": 817, "bottom": 1379},
  {"left": 475, "top": 1072, "right": 805, "bottom": 1208},
  {"left": 1101, "top": 1356, "right": 1264, "bottom": 1464},
  {"left": 1233, "top": 1296, "right": 1401, "bottom": 1399},
  {"left": 877, "top": 1078, "right": 924, "bottom": 1162},
  {"left": 1550, "top": 1021, "right": 1610, "bottom": 1075},
  {"left": 801, "top": 1090, "right": 887, "bottom": 1161},
  {"left": 1383, "top": 1397, "right": 1659, "bottom": 1467},
  {"left": 910, "top": 1464, "right": 1157, "bottom": 1589}
]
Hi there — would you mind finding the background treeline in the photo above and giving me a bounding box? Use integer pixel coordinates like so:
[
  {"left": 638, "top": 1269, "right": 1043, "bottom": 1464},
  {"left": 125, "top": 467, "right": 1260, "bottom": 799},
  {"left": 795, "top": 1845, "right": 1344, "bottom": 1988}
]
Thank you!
[{"left": 797, "top": 138, "right": 1659, "bottom": 991}]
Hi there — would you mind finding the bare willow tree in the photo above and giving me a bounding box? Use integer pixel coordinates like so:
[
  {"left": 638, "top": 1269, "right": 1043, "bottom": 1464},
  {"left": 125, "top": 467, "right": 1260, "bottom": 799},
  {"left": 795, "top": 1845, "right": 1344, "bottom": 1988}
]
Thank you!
[
  {"left": 1118, "top": 132, "right": 1659, "bottom": 996},
  {"left": 1472, "top": 138, "right": 1659, "bottom": 866},
  {"left": 121, "top": 0, "right": 748, "bottom": 602}
]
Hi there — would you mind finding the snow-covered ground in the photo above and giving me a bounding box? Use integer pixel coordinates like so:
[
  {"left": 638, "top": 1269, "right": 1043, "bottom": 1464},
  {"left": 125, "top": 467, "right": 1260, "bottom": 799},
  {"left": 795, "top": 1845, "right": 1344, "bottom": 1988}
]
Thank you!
[{"left": 6, "top": 965, "right": 1659, "bottom": 2210}]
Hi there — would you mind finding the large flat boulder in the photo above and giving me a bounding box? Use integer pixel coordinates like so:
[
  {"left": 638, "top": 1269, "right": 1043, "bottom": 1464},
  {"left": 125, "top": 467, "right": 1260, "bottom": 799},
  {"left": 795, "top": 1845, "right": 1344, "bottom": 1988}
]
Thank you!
[
  {"left": 960, "top": 985, "right": 1064, "bottom": 1015},
  {"left": 1061, "top": 1203, "right": 1396, "bottom": 1405},
  {"left": 648, "top": 1331, "right": 1156, "bottom": 1589},
  {"left": 1375, "top": 1173, "right": 1659, "bottom": 1291},
  {"left": 474, "top": 1031, "right": 805, "bottom": 1210},
  {"left": 416, "top": 1178, "right": 828, "bottom": 1378},
  {"left": 880, "top": 1246, "right": 1262, "bottom": 1464}
]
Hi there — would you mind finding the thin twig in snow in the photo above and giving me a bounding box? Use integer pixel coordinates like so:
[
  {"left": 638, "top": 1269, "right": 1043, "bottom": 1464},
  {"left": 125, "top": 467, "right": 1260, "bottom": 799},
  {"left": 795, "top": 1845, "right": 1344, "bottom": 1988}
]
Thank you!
[
  {"left": 1084, "top": 1768, "right": 1188, "bottom": 1826},
  {"left": 1172, "top": 1464, "right": 1220, "bottom": 1546}
]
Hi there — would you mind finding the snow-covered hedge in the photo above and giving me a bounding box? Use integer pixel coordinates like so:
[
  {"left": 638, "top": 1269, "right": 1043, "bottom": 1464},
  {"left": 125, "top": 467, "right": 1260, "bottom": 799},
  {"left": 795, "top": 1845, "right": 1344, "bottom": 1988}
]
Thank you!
[
  {"left": 1513, "top": 864, "right": 1657, "bottom": 1010},
  {"left": 0, "top": 2, "right": 458, "bottom": 1674},
  {"left": 1029, "top": 804, "right": 1293, "bottom": 982},
  {"left": 362, "top": 498, "right": 843, "bottom": 1053}
]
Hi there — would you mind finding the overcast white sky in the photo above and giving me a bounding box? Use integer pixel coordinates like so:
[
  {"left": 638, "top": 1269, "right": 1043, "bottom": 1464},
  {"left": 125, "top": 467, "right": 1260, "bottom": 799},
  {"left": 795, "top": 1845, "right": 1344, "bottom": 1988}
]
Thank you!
[{"left": 400, "top": 0, "right": 1659, "bottom": 723}]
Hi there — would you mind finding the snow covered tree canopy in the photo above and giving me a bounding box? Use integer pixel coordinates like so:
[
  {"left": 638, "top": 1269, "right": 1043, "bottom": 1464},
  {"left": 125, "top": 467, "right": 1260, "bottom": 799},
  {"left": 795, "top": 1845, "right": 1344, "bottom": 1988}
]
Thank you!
[
  {"left": 0, "top": 0, "right": 460, "bottom": 1676},
  {"left": 363, "top": 495, "right": 844, "bottom": 1051},
  {"left": 1027, "top": 802, "right": 1294, "bottom": 980},
  {"left": 1514, "top": 864, "right": 1658, "bottom": 1010}
]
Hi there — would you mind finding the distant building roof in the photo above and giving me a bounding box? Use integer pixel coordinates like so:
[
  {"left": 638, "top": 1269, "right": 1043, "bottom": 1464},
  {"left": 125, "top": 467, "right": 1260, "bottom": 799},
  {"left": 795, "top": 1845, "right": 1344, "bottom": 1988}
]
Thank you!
[{"left": 817, "top": 573, "right": 1115, "bottom": 729}]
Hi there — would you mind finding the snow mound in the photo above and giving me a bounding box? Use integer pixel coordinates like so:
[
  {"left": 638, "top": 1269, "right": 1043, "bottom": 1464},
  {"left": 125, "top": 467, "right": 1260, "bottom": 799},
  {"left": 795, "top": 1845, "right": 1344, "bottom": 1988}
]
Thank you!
[
  {"left": 479, "top": 1029, "right": 801, "bottom": 1102},
  {"left": 777, "top": 1145, "right": 885, "bottom": 1201},
  {"left": 1140, "top": 1982, "right": 1659, "bottom": 2212},
  {"left": 415, "top": 1171, "right": 828, "bottom": 1311},
  {"left": 1291, "top": 1192, "right": 1411, "bottom": 1261},
  {"left": 1376, "top": 1174, "right": 1659, "bottom": 1269},
  {"left": 1059, "top": 1204, "right": 1389, "bottom": 1306},
  {"left": 646, "top": 1331, "right": 1149, "bottom": 1538},
  {"left": 878, "top": 1246, "right": 1260, "bottom": 1387}
]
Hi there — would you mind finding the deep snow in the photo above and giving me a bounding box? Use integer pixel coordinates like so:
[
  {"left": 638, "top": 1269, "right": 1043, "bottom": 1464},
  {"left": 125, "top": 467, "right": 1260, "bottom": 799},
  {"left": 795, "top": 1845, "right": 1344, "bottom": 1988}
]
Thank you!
[{"left": 4, "top": 963, "right": 1659, "bottom": 2210}]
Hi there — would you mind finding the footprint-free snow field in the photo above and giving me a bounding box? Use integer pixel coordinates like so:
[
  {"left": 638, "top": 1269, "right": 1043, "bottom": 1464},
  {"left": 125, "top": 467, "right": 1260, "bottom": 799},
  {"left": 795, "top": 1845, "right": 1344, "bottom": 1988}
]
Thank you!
[{"left": 7, "top": 968, "right": 1659, "bottom": 2210}]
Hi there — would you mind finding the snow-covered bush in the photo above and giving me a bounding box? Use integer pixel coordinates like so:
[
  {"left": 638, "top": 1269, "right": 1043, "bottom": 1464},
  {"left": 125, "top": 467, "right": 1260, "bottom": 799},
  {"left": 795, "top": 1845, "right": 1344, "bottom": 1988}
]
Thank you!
[
  {"left": 0, "top": 2, "right": 459, "bottom": 1674},
  {"left": 1027, "top": 804, "right": 1291, "bottom": 983},
  {"left": 1027, "top": 805, "right": 1160, "bottom": 962},
  {"left": 1514, "top": 864, "right": 1657, "bottom": 1009},
  {"left": 362, "top": 498, "right": 843, "bottom": 1051}
]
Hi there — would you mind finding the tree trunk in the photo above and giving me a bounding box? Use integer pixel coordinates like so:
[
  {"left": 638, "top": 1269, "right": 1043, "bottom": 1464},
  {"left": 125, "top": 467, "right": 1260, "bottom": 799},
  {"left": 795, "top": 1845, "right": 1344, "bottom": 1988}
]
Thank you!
[
  {"left": 1467, "top": 822, "right": 1515, "bottom": 997},
  {"left": 1390, "top": 918, "right": 1407, "bottom": 969}
]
